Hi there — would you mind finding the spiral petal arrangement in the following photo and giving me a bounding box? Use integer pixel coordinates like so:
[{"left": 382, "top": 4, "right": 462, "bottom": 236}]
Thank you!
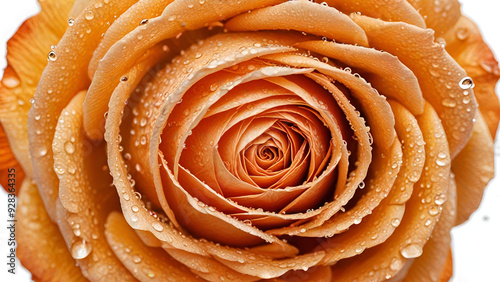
[{"left": 0, "top": 0, "right": 499, "bottom": 281}]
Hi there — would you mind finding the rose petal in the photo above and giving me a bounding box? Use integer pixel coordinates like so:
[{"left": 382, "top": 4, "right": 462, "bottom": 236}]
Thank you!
[
  {"left": 83, "top": 0, "right": 285, "bottom": 137},
  {"left": 28, "top": 0, "right": 138, "bottom": 220},
  {"left": 451, "top": 113, "right": 495, "bottom": 225},
  {"left": 0, "top": 0, "right": 73, "bottom": 179},
  {"left": 88, "top": 0, "right": 173, "bottom": 77},
  {"left": 322, "top": 0, "right": 425, "bottom": 28},
  {"left": 329, "top": 102, "right": 451, "bottom": 281},
  {"left": 225, "top": 0, "right": 368, "bottom": 47},
  {"left": 403, "top": 176, "right": 457, "bottom": 281},
  {"left": 295, "top": 40, "right": 424, "bottom": 115},
  {"left": 262, "top": 53, "right": 395, "bottom": 151},
  {"left": 52, "top": 91, "right": 135, "bottom": 281},
  {"left": 443, "top": 16, "right": 500, "bottom": 138},
  {"left": 302, "top": 101, "right": 424, "bottom": 241},
  {"left": 0, "top": 123, "right": 24, "bottom": 195},
  {"left": 16, "top": 180, "right": 86, "bottom": 281},
  {"left": 352, "top": 14, "right": 477, "bottom": 158},
  {"left": 105, "top": 211, "right": 203, "bottom": 281},
  {"left": 407, "top": 0, "right": 461, "bottom": 36}
]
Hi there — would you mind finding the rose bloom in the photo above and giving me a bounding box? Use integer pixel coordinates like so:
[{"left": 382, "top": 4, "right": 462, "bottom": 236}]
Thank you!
[{"left": 1, "top": 0, "right": 499, "bottom": 281}]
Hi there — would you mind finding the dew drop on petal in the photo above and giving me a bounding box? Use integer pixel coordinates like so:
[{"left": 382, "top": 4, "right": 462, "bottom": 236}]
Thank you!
[
  {"left": 71, "top": 239, "right": 92, "bottom": 259},
  {"left": 152, "top": 222, "right": 164, "bottom": 232},
  {"left": 47, "top": 51, "right": 57, "bottom": 61},
  {"left": 391, "top": 218, "right": 401, "bottom": 227},
  {"left": 434, "top": 193, "right": 447, "bottom": 205},
  {"left": 459, "top": 77, "right": 475, "bottom": 89},
  {"left": 390, "top": 257, "right": 402, "bottom": 271},
  {"left": 68, "top": 18, "right": 75, "bottom": 26},
  {"left": 429, "top": 206, "right": 440, "bottom": 216},
  {"left": 400, "top": 244, "right": 423, "bottom": 259},
  {"left": 3, "top": 76, "right": 20, "bottom": 88},
  {"left": 64, "top": 141, "right": 75, "bottom": 154},
  {"left": 84, "top": 10, "right": 95, "bottom": 20}
]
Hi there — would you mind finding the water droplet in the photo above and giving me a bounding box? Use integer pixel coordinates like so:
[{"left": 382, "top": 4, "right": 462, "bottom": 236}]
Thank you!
[
  {"left": 67, "top": 162, "right": 77, "bottom": 174},
  {"left": 390, "top": 257, "right": 402, "bottom": 271},
  {"left": 142, "top": 267, "right": 156, "bottom": 278},
  {"left": 152, "top": 222, "right": 164, "bottom": 232},
  {"left": 84, "top": 10, "right": 95, "bottom": 20},
  {"left": 429, "top": 206, "right": 440, "bottom": 216},
  {"left": 47, "top": 51, "right": 57, "bottom": 61},
  {"left": 140, "top": 19, "right": 149, "bottom": 25},
  {"left": 133, "top": 254, "right": 142, "bottom": 263},
  {"left": 456, "top": 27, "right": 469, "bottom": 40},
  {"left": 38, "top": 147, "right": 48, "bottom": 157},
  {"left": 436, "top": 158, "right": 447, "bottom": 167},
  {"left": 131, "top": 205, "right": 139, "bottom": 212},
  {"left": 3, "top": 76, "right": 20, "bottom": 88},
  {"left": 121, "top": 76, "right": 128, "bottom": 82},
  {"left": 209, "top": 83, "right": 219, "bottom": 92},
  {"left": 442, "top": 99, "right": 456, "bottom": 108},
  {"left": 400, "top": 244, "right": 423, "bottom": 258},
  {"left": 64, "top": 141, "right": 75, "bottom": 154},
  {"left": 71, "top": 239, "right": 92, "bottom": 259},
  {"left": 434, "top": 193, "right": 447, "bottom": 205},
  {"left": 424, "top": 219, "right": 432, "bottom": 226},
  {"left": 391, "top": 218, "right": 401, "bottom": 227},
  {"left": 68, "top": 18, "right": 75, "bottom": 26},
  {"left": 459, "top": 77, "right": 475, "bottom": 89}
]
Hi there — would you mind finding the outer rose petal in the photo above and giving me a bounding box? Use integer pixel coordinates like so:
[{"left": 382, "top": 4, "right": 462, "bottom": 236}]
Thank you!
[
  {"left": 52, "top": 91, "right": 135, "bottom": 281},
  {"left": 0, "top": 0, "right": 74, "bottom": 180},
  {"left": 403, "top": 175, "right": 457, "bottom": 281},
  {"left": 443, "top": 16, "right": 500, "bottom": 138},
  {"left": 28, "top": 0, "right": 138, "bottom": 221},
  {"left": 16, "top": 180, "right": 86, "bottom": 281},
  {"left": 105, "top": 212, "right": 203, "bottom": 281},
  {"left": 407, "top": 0, "right": 461, "bottom": 36},
  {"left": 0, "top": 123, "right": 24, "bottom": 195},
  {"left": 0, "top": 0, "right": 498, "bottom": 281},
  {"left": 352, "top": 14, "right": 477, "bottom": 159},
  {"left": 451, "top": 113, "right": 495, "bottom": 225}
]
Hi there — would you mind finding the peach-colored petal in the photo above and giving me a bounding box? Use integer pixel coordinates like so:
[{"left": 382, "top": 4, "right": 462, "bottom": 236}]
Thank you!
[
  {"left": 0, "top": 123, "right": 24, "bottom": 195},
  {"left": 165, "top": 249, "right": 258, "bottom": 282},
  {"left": 16, "top": 180, "right": 86, "bottom": 282},
  {"left": 403, "top": 176, "right": 457, "bottom": 281},
  {"left": 439, "top": 249, "right": 454, "bottom": 282},
  {"left": 265, "top": 266, "right": 332, "bottom": 282},
  {"left": 28, "top": 0, "right": 138, "bottom": 220},
  {"left": 407, "top": 0, "right": 461, "bottom": 36},
  {"left": 0, "top": 0, "right": 74, "bottom": 179},
  {"left": 262, "top": 53, "right": 395, "bottom": 151},
  {"left": 443, "top": 16, "right": 500, "bottom": 138},
  {"left": 83, "top": 0, "right": 285, "bottom": 138},
  {"left": 88, "top": 0, "right": 173, "bottom": 78},
  {"left": 225, "top": 0, "right": 368, "bottom": 47},
  {"left": 329, "top": 102, "right": 451, "bottom": 281},
  {"left": 352, "top": 14, "right": 477, "bottom": 158},
  {"left": 323, "top": 0, "right": 425, "bottom": 28},
  {"left": 451, "top": 113, "right": 495, "bottom": 225},
  {"left": 302, "top": 101, "right": 424, "bottom": 244},
  {"left": 105, "top": 212, "right": 203, "bottom": 281},
  {"left": 52, "top": 91, "right": 135, "bottom": 281},
  {"left": 295, "top": 40, "right": 424, "bottom": 115}
]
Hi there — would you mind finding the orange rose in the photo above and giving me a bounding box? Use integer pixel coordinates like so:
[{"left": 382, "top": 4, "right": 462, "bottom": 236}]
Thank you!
[{"left": 1, "top": 0, "right": 499, "bottom": 281}]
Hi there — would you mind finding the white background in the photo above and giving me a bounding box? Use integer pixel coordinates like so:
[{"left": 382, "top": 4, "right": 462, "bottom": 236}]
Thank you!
[{"left": 0, "top": 0, "right": 498, "bottom": 281}]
